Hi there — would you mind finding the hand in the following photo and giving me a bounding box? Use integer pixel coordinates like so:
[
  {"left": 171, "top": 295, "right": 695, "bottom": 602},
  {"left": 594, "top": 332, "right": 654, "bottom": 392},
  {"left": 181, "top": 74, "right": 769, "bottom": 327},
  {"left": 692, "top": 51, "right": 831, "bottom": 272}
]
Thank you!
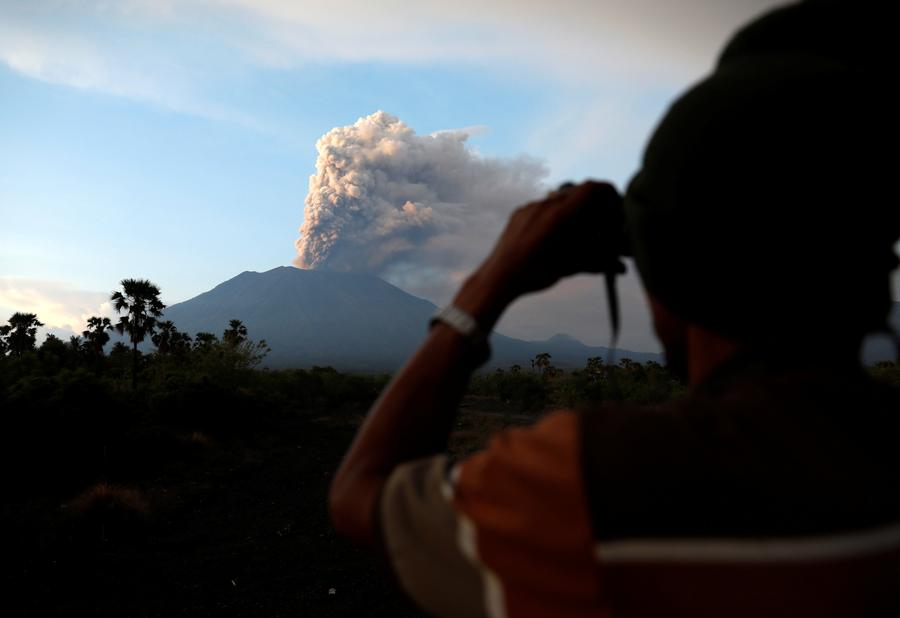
[{"left": 453, "top": 180, "right": 625, "bottom": 330}]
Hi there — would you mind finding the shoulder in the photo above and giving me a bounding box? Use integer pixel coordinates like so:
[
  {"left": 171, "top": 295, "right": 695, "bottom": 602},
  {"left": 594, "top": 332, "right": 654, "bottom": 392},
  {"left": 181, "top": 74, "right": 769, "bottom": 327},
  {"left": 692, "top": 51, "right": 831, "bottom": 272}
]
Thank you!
[{"left": 379, "top": 410, "right": 600, "bottom": 617}]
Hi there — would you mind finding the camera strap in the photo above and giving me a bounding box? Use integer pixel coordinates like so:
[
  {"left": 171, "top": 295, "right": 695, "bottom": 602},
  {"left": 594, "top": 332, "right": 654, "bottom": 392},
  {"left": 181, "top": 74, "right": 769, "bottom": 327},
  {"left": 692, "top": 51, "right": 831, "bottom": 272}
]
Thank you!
[{"left": 605, "top": 270, "right": 620, "bottom": 349}]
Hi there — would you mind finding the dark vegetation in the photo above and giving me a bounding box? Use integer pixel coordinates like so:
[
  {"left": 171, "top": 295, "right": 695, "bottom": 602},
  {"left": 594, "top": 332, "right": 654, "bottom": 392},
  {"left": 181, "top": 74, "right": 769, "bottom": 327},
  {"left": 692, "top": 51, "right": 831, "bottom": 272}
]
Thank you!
[{"left": 2, "top": 279, "right": 898, "bottom": 616}]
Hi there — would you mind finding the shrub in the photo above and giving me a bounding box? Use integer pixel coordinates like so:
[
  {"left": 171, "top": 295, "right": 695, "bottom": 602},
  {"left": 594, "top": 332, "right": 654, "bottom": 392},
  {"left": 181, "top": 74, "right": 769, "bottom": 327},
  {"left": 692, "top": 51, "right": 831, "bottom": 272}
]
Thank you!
[{"left": 65, "top": 482, "right": 151, "bottom": 542}]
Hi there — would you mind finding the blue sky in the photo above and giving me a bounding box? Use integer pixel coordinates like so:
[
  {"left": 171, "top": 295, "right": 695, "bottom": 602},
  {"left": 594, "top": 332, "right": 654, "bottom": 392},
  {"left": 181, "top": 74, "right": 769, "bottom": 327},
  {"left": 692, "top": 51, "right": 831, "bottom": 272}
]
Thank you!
[{"left": 2, "top": 0, "right": 822, "bottom": 351}]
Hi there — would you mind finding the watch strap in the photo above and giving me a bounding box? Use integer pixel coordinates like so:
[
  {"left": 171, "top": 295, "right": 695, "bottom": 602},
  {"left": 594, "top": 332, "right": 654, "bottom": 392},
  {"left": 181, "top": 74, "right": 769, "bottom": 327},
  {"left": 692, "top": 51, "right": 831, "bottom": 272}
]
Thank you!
[{"left": 429, "top": 305, "right": 491, "bottom": 365}]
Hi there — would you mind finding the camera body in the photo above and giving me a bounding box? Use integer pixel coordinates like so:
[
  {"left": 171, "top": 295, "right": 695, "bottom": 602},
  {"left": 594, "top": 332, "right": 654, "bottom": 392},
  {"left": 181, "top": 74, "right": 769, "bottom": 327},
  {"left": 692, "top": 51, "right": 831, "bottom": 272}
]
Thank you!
[{"left": 554, "top": 181, "right": 630, "bottom": 343}]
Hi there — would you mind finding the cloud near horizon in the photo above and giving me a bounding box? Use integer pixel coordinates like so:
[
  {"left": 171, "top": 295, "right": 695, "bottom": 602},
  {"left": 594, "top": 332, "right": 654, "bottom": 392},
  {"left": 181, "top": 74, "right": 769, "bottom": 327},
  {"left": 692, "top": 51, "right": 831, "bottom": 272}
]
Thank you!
[
  {"left": 0, "top": 278, "right": 114, "bottom": 339},
  {"left": 294, "top": 111, "right": 547, "bottom": 276}
]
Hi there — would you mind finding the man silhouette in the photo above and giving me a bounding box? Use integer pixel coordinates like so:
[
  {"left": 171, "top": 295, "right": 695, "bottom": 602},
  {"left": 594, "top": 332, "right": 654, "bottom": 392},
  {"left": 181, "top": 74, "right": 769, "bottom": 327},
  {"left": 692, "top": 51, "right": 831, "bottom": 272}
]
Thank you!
[{"left": 330, "top": 2, "right": 900, "bottom": 616}]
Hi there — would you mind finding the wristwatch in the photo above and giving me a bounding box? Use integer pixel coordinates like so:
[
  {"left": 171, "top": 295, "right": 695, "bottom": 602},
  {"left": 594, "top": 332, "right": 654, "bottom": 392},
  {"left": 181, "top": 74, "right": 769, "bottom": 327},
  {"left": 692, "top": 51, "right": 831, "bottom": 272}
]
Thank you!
[{"left": 429, "top": 305, "right": 491, "bottom": 366}]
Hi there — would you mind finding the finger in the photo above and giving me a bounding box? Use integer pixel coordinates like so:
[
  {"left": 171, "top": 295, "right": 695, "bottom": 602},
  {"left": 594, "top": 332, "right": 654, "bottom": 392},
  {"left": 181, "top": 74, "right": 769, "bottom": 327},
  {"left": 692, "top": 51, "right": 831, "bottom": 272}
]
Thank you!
[{"left": 547, "top": 181, "right": 577, "bottom": 199}]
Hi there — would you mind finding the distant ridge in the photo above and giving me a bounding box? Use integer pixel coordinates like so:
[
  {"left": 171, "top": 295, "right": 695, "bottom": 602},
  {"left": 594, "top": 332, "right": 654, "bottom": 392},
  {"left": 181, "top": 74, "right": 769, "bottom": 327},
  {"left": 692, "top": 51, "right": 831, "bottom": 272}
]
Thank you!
[{"left": 162, "top": 266, "right": 661, "bottom": 371}]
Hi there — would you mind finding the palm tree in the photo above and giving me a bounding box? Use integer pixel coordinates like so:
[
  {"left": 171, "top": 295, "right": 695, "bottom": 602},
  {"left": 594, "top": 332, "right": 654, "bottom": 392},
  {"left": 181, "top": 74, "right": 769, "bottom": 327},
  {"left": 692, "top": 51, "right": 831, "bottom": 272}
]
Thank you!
[
  {"left": 82, "top": 316, "right": 113, "bottom": 358},
  {"left": 221, "top": 320, "right": 269, "bottom": 369},
  {"left": 68, "top": 335, "right": 83, "bottom": 354},
  {"left": 585, "top": 356, "right": 605, "bottom": 382},
  {"left": 223, "top": 319, "right": 248, "bottom": 349},
  {"left": 193, "top": 331, "right": 219, "bottom": 353},
  {"left": 111, "top": 279, "right": 165, "bottom": 388},
  {"left": 151, "top": 320, "right": 189, "bottom": 383},
  {"left": 533, "top": 352, "right": 552, "bottom": 375},
  {"left": 3, "top": 312, "right": 44, "bottom": 357},
  {"left": 152, "top": 321, "right": 192, "bottom": 357},
  {"left": 152, "top": 320, "right": 176, "bottom": 356},
  {"left": 618, "top": 358, "right": 637, "bottom": 372}
]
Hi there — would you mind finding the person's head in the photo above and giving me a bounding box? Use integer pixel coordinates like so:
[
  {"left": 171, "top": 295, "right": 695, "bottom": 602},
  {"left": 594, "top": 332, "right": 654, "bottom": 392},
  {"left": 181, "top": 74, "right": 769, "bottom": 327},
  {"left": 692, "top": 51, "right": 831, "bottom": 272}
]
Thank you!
[{"left": 623, "top": 0, "right": 899, "bottom": 372}]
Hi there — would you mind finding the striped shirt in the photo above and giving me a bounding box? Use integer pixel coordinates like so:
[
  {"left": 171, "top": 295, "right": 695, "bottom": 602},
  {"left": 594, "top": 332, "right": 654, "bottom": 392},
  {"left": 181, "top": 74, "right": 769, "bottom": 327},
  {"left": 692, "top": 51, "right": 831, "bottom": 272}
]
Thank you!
[{"left": 379, "top": 357, "right": 900, "bottom": 617}]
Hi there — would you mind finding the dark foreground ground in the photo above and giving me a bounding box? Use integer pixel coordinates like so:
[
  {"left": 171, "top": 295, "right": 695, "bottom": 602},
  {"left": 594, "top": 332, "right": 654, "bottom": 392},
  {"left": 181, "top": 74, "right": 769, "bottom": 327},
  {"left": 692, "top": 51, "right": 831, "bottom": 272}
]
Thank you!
[
  {"left": 4, "top": 397, "right": 530, "bottom": 617},
  {"left": 11, "top": 359, "right": 890, "bottom": 616}
]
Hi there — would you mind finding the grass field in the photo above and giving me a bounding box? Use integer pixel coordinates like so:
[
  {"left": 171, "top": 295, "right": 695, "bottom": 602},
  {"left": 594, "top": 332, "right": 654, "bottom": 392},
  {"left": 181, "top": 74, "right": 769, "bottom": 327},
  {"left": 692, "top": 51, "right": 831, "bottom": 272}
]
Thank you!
[
  {"left": 5, "top": 395, "right": 534, "bottom": 617},
  {"left": 7, "top": 351, "right": 893, "bottom": 617}
]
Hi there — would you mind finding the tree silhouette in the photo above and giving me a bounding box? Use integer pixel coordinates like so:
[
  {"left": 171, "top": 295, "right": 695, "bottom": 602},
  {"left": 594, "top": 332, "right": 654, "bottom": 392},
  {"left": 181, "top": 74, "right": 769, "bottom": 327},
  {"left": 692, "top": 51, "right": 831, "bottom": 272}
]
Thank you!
[
  {"left": 533, "top": 352, "right": 552, "bottom": 375},
  {"left": 40, "top": 333, "right": 68, "bottom": 357},
  {"left": 618, "top": 358, "right": 641, "bottom": 376},
  {"left": 68, "top": 335, "right": 83, "bottom": 355},
  {"left": 151, "top": 320, "right": 191, "bottom": 383},
  {"left": 193, "top": 332, "right": 219, "bottom": 352},
  {"left": 82, "top": 316, "right": 113, "bottom": 359},
  {"left": 111, "top": 279, "right": 165, "bottom": 388},
  {"left": 150, "top": 321, "right": 174, "bottom": 355},
  {"left": 223, "top": 319, "right": 248, "bottom": 349},
  {"left": 585, "top": 356, "right": 605, "bottom": 382},
  {"left": 151, "top": 320, "right": 191, "bottom": 357},
  {"left": 220, "top": 320, "right": 269, "bottom": 369},
  {"left": 2, "top": 312, "right": 44, "bottom": 357},
  {"left": 108, "top": 341, "right": 131, "bottom": 376}
]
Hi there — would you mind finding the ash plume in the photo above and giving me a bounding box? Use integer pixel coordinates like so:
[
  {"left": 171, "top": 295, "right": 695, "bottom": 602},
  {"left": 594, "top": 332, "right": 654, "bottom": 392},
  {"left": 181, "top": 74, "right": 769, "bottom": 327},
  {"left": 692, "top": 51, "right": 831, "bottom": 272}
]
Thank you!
[{"left": 294, "top": 111, "right": 547, "bottom": 276}]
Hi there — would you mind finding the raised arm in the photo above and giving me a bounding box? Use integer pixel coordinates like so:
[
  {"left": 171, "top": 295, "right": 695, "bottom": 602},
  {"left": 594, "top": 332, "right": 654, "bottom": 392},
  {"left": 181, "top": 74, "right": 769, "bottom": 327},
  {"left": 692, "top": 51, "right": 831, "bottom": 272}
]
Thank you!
[{"left": 328, "top": 180, "right": 623, "bottom": 547}]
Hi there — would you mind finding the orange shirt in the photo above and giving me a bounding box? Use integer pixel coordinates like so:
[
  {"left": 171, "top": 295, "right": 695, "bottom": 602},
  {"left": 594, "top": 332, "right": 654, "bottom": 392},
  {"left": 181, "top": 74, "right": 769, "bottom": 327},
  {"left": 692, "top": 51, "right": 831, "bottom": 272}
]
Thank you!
[{"left": 379, "top": 360, "right": 900, "bottom": 617}]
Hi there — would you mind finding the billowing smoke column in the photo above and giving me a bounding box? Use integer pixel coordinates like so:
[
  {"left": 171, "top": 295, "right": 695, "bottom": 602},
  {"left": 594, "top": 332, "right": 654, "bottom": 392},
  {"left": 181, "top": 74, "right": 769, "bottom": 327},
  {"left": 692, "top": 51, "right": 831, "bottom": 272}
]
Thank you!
[{"left": 294, "top": 111, "right": 547, "bottom": 278}]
